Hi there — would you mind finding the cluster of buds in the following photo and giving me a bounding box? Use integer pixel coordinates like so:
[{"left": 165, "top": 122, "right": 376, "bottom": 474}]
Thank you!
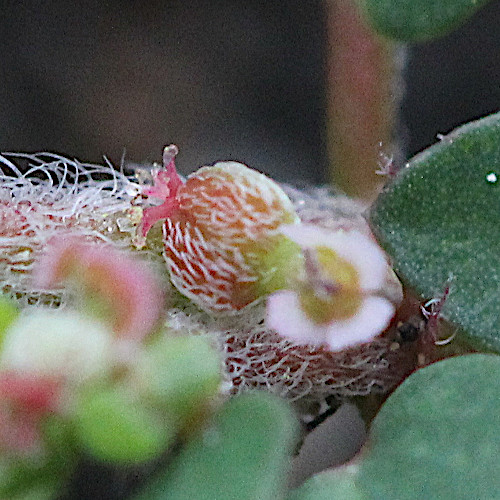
[{"left": 0, "top": 237, "right": 220, "bottom": 498}]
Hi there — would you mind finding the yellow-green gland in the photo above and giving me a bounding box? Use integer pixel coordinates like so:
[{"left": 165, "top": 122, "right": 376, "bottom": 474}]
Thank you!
[
  {"left": 256, "top": 235, "right": 303, "bottom": 297},
  {"left": 299, "top": 246, "right": 362, "bottom": 324}
]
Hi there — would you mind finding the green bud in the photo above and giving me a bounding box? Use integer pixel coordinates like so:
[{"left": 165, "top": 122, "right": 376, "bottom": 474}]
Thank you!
[
  {"left": 136, "top": 335, "right": 221, "bottom": 426},
  {"left": 74, "top": 385, "right": 174, "bottom": 464}
]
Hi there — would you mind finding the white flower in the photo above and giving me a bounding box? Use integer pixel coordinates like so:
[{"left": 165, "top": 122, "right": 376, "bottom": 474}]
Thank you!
[{"left": 266, "top": 224, "right": 398, "bottom": 351}]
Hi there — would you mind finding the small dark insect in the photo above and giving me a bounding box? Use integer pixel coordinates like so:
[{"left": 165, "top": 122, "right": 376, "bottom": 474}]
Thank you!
[{"left": 396, "top": 320, "right": 421, "bottom": 343}]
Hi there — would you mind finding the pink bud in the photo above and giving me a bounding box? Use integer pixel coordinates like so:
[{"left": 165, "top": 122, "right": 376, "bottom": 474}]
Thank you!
[{"left": 35, "top": 236, "right": 164, "bottom": 342}]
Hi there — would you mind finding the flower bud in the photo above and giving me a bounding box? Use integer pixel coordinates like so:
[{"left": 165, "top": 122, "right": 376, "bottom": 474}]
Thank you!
[{"left": 136, "top": 147, "right": 300, "bottom": 314}]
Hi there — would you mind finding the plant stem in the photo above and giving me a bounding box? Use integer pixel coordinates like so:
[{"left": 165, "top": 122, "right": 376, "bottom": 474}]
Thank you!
[{"left": 326, "top": 0, "right": 403, "bottom": 201}]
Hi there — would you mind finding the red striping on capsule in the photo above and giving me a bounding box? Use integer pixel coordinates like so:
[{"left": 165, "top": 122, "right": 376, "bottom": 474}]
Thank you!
[
  {"left": 163, "top": 218, "right": 258, "bottom": 311},
  {"left": 137, "top": 146, "right": 299, "bottom": 313}
]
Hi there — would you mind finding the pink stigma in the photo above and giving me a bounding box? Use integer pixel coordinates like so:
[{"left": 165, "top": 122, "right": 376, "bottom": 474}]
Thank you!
[{"left": 138, "top": 144, "right": 184, "bottom": 239}]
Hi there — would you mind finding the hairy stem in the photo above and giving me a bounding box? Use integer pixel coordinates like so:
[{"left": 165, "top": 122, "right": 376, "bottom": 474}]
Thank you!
[{"left": 326, "top": 0, "right": 404, "bottom": 201}]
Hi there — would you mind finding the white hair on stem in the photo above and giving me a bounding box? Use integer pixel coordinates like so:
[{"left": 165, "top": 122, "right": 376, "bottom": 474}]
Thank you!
[{"left": 0, "top": 152, "right": 143, "bottom": 307}]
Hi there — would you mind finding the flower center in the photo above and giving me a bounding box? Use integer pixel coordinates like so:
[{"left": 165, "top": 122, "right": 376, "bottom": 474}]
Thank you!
[{"left": 299, "top": 246, "right": 362, "bottom": 324}]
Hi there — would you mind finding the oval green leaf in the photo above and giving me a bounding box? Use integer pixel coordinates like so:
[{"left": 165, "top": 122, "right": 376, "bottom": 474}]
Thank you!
[
  {"left": 134, "top": 392, "right": 298, "bottom": 500},
  {"left": 287, "top": 465, "right": 367, "bottom": 500},
  {"left": 358, "top": 0, "right": 492, "bottom": 41},
  {"left": 357, "top": 354, "right": 500, "bottom": 499},
  {"left": 370, "top": 112, "right": 500, "bottom": 353},
  {"left": 75, "top": 386, "right": 174, "bottom": 464}
]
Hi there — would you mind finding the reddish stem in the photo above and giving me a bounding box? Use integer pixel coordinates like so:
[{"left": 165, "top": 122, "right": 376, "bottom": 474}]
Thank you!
[{"left": 327, "top": 1, "right": 400, "bottom": 201}]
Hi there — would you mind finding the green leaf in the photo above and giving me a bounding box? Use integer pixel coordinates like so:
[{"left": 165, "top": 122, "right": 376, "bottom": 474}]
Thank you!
[
  {"left": 370, "top": 112, "right": 500, "bottom": 353},
  {"left": 358, "top": 0, "right": 492, "bottom": 41},
  {"left": 0, "top": 473, "right": 64, "bottom": 500},
  {"left": 288, "top": 355, "right": 500, "bottom": 499},
  {"left": 9, "top": 483, "right": 62, "bottom": 500},
  {"left": 134, "top": 392, "right": 299, "bottom": 500},
  {"left": 74, "top": 386, "right": 174, "bottom": 464},
  {"left": 287, "top": 465, "right": 366, "bottom": 500},
  {"left": 357, "top": 354, "right": 500, "bottom": 499}
]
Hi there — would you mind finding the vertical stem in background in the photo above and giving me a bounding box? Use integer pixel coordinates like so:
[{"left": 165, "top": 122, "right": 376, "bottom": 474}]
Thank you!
[{"left": 327, "top": 0, "right": 403, "bottom": 201}]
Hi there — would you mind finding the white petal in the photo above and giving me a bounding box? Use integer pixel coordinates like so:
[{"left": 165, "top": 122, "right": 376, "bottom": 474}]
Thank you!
[
  {"left": 280, "top": 224, "right": 388, "bottom": 291},
  {"left": 266, "top": 290, "right": 328, "bottom": 345},
  {"left": 280, "top": 223, "right": 336, "bottom": 248},
  {"left": 383, "top": 268, "right": 404, "bottom": 305},
  {"left": 325, "top": 296, "right": 395, "bottom": 351},
  {"left": 333, "top": 232, "right": 388, "bottom": 291}
]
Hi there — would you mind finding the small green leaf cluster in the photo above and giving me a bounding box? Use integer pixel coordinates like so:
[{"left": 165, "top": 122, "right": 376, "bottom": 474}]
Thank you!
[{"left": 73, "top": 334, "right": 221, "bottom": 464}]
